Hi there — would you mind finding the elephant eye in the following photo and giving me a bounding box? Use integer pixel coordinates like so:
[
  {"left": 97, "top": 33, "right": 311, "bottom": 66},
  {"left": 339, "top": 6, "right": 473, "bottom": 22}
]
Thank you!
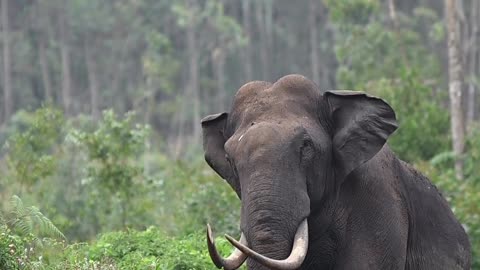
[{"left": 300, "top": 139, "right": 315, "bottom": 163}]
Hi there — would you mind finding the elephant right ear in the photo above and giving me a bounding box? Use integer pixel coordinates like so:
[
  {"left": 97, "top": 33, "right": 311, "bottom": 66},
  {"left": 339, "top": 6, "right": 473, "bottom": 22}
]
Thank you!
[
  {"left": 324, "top": 91, "right": 398, "bottom": 181},
  {"left": 201, "top": 113, "right": 239, "bottom": 195}
]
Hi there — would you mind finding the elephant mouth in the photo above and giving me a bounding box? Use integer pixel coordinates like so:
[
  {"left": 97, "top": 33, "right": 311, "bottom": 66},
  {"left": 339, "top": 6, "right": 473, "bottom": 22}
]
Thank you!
[{"left": 207, "top": 219, "right": 309, "bottom": 269}]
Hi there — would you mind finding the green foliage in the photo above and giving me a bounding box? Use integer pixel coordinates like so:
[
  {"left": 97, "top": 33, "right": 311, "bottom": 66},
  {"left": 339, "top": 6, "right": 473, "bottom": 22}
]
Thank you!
[
  {"left": 32, "top": 227, "right": 242, "bottom": 269},
  {"left": 167, "top": 160, "right": 240, "bottom": 236},
  {"left": 71, "top": 110, "right": 148, "bottom": 163},
  {"left": 6, "top": 195, "right": 65, "bottom": 241},
  {"left": 327, "top": 2, "right": 449, "bottom": 162},
  {"left": 333, "top": 16, "right": 442, "bottom": 89},
  {"left": 325, "top": 0, "right": 380, "bottom": 25},
  {"left": 464, "top": 127, "right": 480, "bottom": 185},
  {"left": 4, "top": 107, "right": 64, "bottom": 189},
  {"left": 70, "top": 110, "right": 150, "bottom": 230},
  {"left": 0, "top": 195, "right": 65, "bottom": 270},
  {"left": 1, "top": 1, "right": 478, "bottom": 269},
  {"left": 366, "top": 71, "right": 450, "bottom": 161},
  {"left": 144, "top": 154, "right": 240, "bottom": 237},
  {"left": 143, "top": 30, "right": 180, "bottom": 96},
  {"left": 0, "top": 225, "right": 36, "bottom": 270},
  {"left": 1, "top": 106, "right": 240, "bottom": 242}
]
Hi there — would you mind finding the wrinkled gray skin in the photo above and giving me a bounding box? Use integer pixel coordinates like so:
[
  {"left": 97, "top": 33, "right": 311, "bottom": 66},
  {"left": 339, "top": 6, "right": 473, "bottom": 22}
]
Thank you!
[{"left": 202, "top": 75, "right": 471, "bottom": 269}]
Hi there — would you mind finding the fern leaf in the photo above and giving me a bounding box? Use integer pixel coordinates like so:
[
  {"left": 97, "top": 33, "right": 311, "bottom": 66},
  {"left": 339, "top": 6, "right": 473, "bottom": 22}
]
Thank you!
[
  {"left": 6, "top": 195, "right": 66, "bottom": 240},
  {"left": 16, "top": 216, "right": 32, "bottom": 236},
  {"left": 37, "top": 210, "right": 65, "bottom": 240},
  {"left": 9, "top": 195, "right": 27, "bottom": 218}
]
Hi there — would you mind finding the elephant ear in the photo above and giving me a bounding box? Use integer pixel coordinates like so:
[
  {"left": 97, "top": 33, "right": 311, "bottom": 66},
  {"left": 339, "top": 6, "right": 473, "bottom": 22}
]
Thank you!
[
  {"left": 324, "top": 90, "right": 398, "bottom": 180},
  {"left": 201, "top": 113, "right": 239, "bottom": 196}
]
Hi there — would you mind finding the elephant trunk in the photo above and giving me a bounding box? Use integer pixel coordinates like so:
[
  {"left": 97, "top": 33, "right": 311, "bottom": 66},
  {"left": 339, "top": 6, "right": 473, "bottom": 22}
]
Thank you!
[
  {"left": 226, "top": 219, "right": 309, "bottom": 270},
  {"left": 235, "top": 176, "right": 310, "bottom": 269}
]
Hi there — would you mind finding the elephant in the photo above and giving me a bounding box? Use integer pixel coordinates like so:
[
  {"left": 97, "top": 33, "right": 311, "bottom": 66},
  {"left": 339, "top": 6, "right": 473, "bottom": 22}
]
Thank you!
[{"left": 201, "top": 74, "right": 471, "bottom": 270}]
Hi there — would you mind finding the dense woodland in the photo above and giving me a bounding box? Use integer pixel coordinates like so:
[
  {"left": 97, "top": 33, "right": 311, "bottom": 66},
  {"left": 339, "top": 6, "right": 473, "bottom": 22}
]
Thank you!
[
  {"left": 0, "top": 0, "right": 477, "bottom": 155},
  {"left": 0, "top": 0, "right": 479, "bottom": 269}
]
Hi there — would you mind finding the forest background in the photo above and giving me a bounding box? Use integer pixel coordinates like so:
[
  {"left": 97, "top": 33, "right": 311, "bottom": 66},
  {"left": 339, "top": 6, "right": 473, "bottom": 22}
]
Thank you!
[{"left": 0, "top": 0, "right": 479, "bottom": 269}]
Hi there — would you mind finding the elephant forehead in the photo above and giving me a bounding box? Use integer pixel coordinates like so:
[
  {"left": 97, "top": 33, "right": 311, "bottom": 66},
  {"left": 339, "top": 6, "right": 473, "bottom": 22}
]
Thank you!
[
  {"left": 225, "top": 121, "right": 302, "bottom": 157},
  {"left": 230, "top": 75, "right": 320, "bottom": 128},
  {"left": 228, "top": 101, "right": 316, "bottom": 139}
]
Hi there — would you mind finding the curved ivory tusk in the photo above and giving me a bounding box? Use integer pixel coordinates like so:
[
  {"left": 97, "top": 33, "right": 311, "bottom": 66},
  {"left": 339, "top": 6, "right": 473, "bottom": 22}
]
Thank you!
[
  {"left": 225, "top": 219, "right": 309, "bottom": 270},
  {"left": 207, "top": 224, "right": 248, "bottom": 270}
]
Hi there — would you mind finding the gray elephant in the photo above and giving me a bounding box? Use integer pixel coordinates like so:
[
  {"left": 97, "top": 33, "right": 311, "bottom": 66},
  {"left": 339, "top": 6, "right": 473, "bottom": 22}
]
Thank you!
[{"left": 202, "top": 75, "right": 471, "bottom": 270}]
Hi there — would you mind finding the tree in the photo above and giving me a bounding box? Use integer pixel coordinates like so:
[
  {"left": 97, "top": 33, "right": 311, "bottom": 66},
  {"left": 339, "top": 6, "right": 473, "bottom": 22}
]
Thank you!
[
  {"left": 241, "top": 0, "right": 253, "bottom": 82},
  {"left": 33, "top": 0, "right": 54, "bottom": 103},
  {"left": 59, "top": 4, "right": 72, "bottom": 115},
  {"left": 72, "top": 110, "right": 150, "bottom": 230},
  {"left": 186, "top": 0, "right": 201, "bottom": 144},
  {"left": 466, "top": 0, "right": 479, "bottom": 126},
  {"left": 255, "top": 0, "right": 273, "bottom": 81},
  {"left": 446, "top": 0, "right": 465, "bottom": 180},
  {"left": 2, "top": 0, "right": 12, "bottom": 123},
  {"left": 85, "top": 40, "right": 100, "bottom": 120},
  {"left": 309, "top": 0, "right": 320, "bottom": 84}
]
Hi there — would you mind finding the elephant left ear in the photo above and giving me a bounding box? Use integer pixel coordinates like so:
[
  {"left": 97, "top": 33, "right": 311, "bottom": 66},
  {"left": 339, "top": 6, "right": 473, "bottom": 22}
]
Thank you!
[{"left": 324, "top": 90, "right": 398, "bottom": 180}]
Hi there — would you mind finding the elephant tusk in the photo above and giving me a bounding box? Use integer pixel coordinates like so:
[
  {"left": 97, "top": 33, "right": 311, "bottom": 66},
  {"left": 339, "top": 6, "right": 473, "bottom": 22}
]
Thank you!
[
  {"left": 225, "top": 219, "right": 309, "bottom": 270},
  {"left": 207, "top": 224, "right": 248, "bottom": 270}
]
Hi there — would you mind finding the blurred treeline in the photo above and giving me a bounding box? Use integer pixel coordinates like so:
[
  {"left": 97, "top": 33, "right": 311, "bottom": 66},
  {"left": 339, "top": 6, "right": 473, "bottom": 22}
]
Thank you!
[
  {"left": 0, "top": 0, "right": 476, "bottom": 154},
  {"left": 0, "top": 0, "right": 479, "bottom": 269}
]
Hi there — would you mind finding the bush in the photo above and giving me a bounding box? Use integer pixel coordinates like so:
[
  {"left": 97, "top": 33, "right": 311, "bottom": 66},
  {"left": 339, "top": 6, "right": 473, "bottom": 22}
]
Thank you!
[
  {"left": 154, "top": 158, "right": 240, "bottom": 236},
  {"left": 0, "top": 221, "right": 63, "bottom": 270},
  {"left": 3, "top": 107, "right": 64, "bottom": 192},
  {"left": 69, "top": 110, "right": 150, "bottom": 231},
  {"left": 0, "top": 225, "right": 28, "bottom": 270},
  {"left": 41, "top": 227, "right": 243, "bottom": 270},
  {"left": 367, "top": 70, "right": 450, "bottom": 162}
]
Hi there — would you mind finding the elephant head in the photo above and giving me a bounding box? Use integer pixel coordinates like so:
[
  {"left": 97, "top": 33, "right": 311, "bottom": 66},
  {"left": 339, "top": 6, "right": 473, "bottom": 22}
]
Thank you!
[{"left": 202, "top": 75, "right": 397, "bottom": 269}]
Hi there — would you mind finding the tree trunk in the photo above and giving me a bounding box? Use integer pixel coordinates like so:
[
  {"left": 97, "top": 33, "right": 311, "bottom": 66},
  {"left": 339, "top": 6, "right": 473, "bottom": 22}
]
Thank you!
[
  {"left": 186, "top": 0, "right": 201, "bottom": 143},
  {"left": 477, "top": 33, "right": 480, "bottom": 121},
  {"left": 318, "top": 2, "right": 335, "bottom": 89},
  {"left": 264, "top": 0, "right": 273, "bottom": 79},
  {"left": 466, "top": 0, "right": 479, "bottom": 126},
  {"left": 85, "top": 39, "right": 101, "bottom": 120},
  {"left": 255, "top": 1, "right": 269, "bottom": 80},
  {"left": 388, "top": 0, "right": 410, "bottom": 69},
  {"left": 173, "top": 89, "right": 187, "bottom": 159},
  {"left": 2, "top": 0, "right": 12, "bottom": 123},
  {"left": 242, "top": 0, "right": 253, "bottom": 82},
  {"left": 59, "top": 11, "right": 72, "bottom": 115},
  {"left": 39, "top": 37, "right": 53, "bottom": 103},
  {"left": 446, "top": 0, "right": 465, "bottom": 180},
  {"left": 109, "top": 29, "right": 131, "bottom": 111},
  {"left": 212, "top": 47, "right": 226, "bottom": 111},
  {"left": 309, "top": 0, "right": 320, "bottom": 84}
]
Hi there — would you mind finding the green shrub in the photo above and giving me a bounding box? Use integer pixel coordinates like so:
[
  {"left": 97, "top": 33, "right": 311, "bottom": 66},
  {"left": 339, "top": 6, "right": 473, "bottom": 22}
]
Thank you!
[
  {"left": 40, "top": 227, "right": 243, "bottom": 270},
  {"left": 0, "top": 225, "right": 26, "bottom": 270},
  {"left": 326, "top": 1, "right": 450, "bottom": 163},
  {"left": 157, "top": 158, "right": 241, "bottom": 236},
  {"left": 0, "top": 222, "right": 63, "bottom": 270},
  {"left": 367, "top": 70, "right": 450, "bottom": 162},
  {"left": 70, "top": 110, "right": 150, "bottom": 231},
  {"left": 3, "top": 107, "right": 64, "bottom": 192}
]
